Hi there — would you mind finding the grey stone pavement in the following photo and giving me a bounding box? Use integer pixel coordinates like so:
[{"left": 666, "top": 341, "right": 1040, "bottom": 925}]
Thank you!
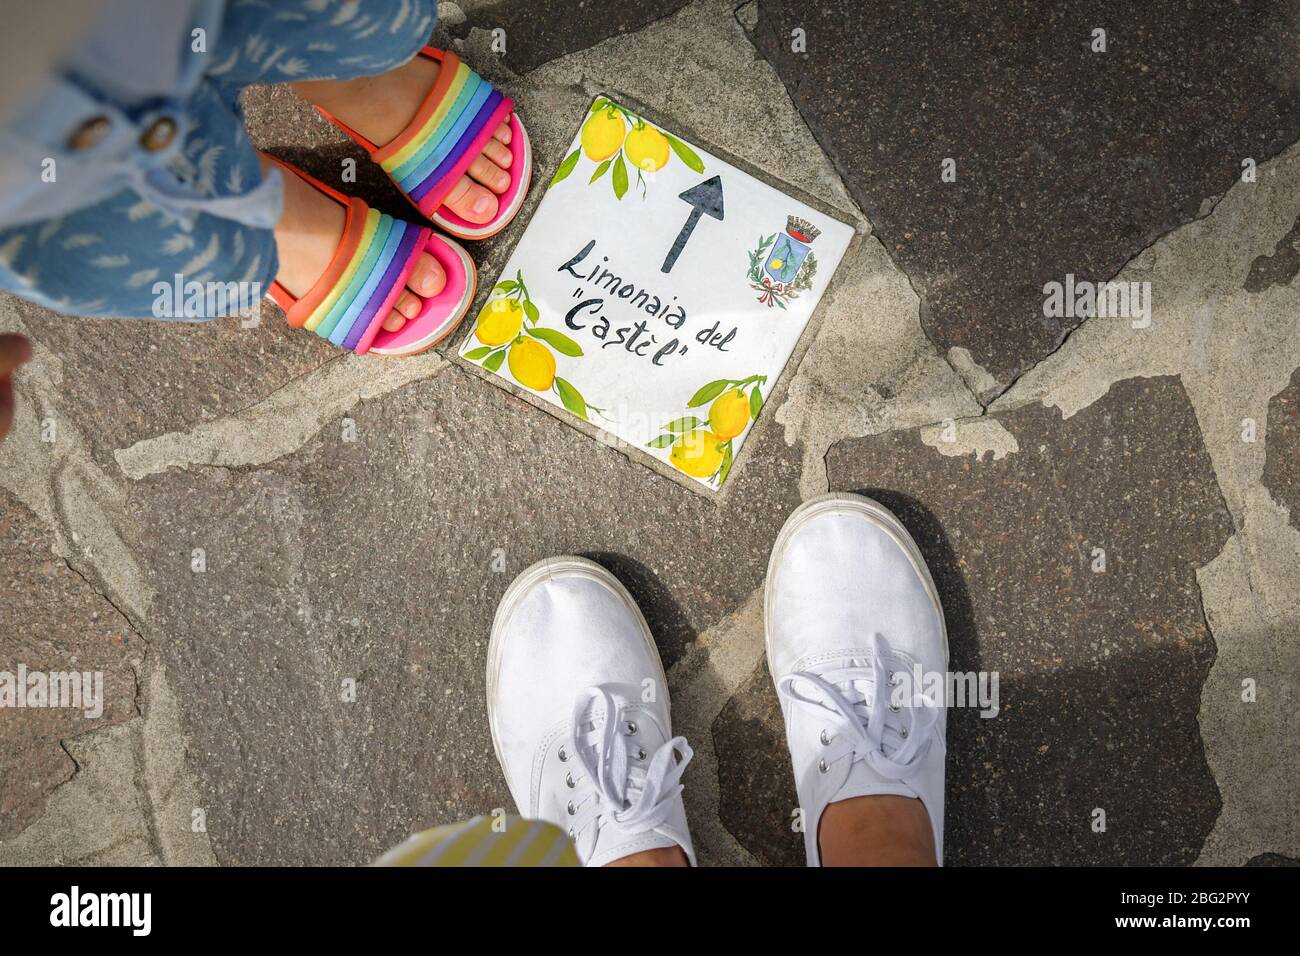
[{"left": 1, "top": 0, "right": 1298, "bottom": 866}]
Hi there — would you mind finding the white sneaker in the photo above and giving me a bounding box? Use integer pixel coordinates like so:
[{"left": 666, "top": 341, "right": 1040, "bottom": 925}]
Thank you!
[
  {"left": 487, "top": 557, "right": 696, "bottom": 867},
  {"left": 765, "top": 493, "right": 949, "bottom": 866}
]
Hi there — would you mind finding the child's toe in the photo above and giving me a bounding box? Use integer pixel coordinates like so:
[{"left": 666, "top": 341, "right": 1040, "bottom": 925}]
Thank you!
[
  {"left": 483, "top": 137, "right": 512, "bottom": 169},
  {"left": 468, "top": 154, "right": 511, "bottom": 194},
  {"left": 492, "top": 120, "right": 512, "bottom": 145},
  {"left": 444, "top": 177, "right": 499, "bottom": 223},
  {"left": 381, "top": 310, "right": 407, "bottom": 332},
  {"left": 408, "top": 252, "right": 446, "bottom": 297},
  {"left": 393, "top": 289, "right": 422, "bottom": 319}
]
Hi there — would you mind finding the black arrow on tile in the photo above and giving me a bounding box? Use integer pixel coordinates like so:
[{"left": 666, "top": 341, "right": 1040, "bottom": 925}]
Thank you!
[{"left": 661, "top": 176, "right": 725, "bottom": 274}]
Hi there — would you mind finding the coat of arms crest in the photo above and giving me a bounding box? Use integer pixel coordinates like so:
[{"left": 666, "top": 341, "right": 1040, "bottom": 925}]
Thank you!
[{"left": 747, "top": 215, "right": 821, "bottom": 308}]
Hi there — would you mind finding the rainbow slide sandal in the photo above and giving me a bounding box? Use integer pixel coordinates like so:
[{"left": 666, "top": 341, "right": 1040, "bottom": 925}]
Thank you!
[
  {"left": 265, "top": 160, "right": 475, "bottom": 357},
  {"left": 316, "top": 47, "right": 532, "bottom": 241}
]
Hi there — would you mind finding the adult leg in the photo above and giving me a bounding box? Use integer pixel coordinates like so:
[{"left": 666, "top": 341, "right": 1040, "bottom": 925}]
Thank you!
[
  {"left": 487, "top": 558, "right": 694, "bottom": 867},
  {"left": 818, "top": 795, "right": 937, "bottom": 867},
  {"left": 765, "top": 493, "right": 949, "bottom": 867}
]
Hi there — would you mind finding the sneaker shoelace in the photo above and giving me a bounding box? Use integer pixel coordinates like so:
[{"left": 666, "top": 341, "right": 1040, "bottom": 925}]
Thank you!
[
  {"left": 570, "top": 686, "right": 693, "bottom": 835},
  {"left": 776, "top": 633, "right": 944, "bottom": 781}
]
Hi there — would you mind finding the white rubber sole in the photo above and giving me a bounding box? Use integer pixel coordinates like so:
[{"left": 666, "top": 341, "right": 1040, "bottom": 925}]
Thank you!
[
  {"left": 485, "top": 556, "right": 669, "bottom": 796},
  {"left": 763, "top": 491, "right": 950, "bottom": 675}
]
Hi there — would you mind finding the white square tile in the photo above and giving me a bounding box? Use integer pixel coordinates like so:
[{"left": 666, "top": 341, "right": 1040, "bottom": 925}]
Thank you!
[{"left": 460, "top": 95, "right": 854, "bottom": 488}]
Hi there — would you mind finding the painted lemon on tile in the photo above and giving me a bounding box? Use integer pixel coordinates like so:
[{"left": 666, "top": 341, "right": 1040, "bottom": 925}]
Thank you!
[
  {"left": 624, "top": 124, "right": 670, "bottom": 172},
  {"left": 581, "top": 110, "right": 626, "bottom": 162},
  {"left": 508, "top": 337, "right": 556, "bottom": 391},
  {"left": 475, "top": 298, "right": 524, "bottom": 347},
  {"left": 669, "top": 430, "right": 725, "bottom": 478},
  {"left": 708, "top": 389, "right": 750, "bottom": 441}
]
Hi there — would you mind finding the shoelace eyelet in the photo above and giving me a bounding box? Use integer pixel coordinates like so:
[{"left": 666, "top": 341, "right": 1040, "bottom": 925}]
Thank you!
[
  {"left": 567, "top": 801, "right": 576, "bottom": 816},
  {"left": 636, "top": 748, "right": 647, "bottom": 760},
  {"left": 558, "top": 746, "right": 568, "bottom": 762},
  {"left": 899, "top": 726, "right": 909, "bottom": 739},
  {"left": 889, "top": 702, "right": 901, "bottom": 713},
  {"left": 819, "top": 729, "right": 831, "bottom": 746},
  {"left": 568, "top": 828, "right": 575, "bottom": 839},
  {"left": 818, "top": 758, "right": 829, "bottom": 774},
  {"left": 624, "top": 721, "right": 637, "bottom": 736},
  {"left": 566, "top": 772, "right": 576, "bottom": 788}
]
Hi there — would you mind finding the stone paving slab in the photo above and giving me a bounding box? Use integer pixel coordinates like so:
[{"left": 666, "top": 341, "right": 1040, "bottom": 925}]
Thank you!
[
  {"left": 13, "top": 297, "right": 334, "bottom": 470},
  {"left": 987, "top": 141, "right": 1300, "bottom": 864},
  {"left": 120, "top": 366, "right": 804, "bottom": 864},
  {"left": 0, "top": 489, "right": 142, "bottom": 839},
  {"left": 753, "top": 376, "right": 1235, "bottom": 865},
  {"left": 748, "top": 0, "right": 1300, "bottom": 391},
  {"left": 437, "top": 0, "right": 692, "bottom": 74},
  {"left": 1263, "top": 367, "right": 1300, "bottom": 528}
]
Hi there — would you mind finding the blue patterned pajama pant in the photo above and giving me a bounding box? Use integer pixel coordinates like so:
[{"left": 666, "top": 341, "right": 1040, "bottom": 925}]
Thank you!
[{"left": 0, "top": 0, "right": 437, "bottom": 319}]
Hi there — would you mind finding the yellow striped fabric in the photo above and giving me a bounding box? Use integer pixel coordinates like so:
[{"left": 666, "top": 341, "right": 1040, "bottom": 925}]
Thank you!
[{"left": 371, "top": 815, "right": 579, "bottom": 868}]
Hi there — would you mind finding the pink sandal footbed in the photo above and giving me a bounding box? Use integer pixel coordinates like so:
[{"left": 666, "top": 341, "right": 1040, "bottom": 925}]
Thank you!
[{"left": 369, "top": 232, "right": 476, "bottom": 355}]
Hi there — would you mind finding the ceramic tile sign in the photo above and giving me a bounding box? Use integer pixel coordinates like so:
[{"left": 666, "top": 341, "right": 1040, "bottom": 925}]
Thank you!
[{"left": 459, "top": 94, "right": 853, "bottom": 488}]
